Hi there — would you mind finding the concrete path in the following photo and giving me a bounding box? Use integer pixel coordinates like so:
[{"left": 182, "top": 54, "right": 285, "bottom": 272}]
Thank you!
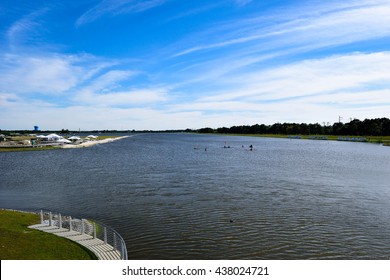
[{"left": 28, "top": 223, "right": 122, "bottom": 260}]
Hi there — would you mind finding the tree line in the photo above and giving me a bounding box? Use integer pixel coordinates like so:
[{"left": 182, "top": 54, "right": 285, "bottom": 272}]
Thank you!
[
  {"left": 2, "top": 118, "right": 389, "bottom": 136},
  {"left": 196, "top": 118, "right": 390, "bottom": 136}
]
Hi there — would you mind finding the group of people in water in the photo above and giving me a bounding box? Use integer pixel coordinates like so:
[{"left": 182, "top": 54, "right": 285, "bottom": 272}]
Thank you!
[
  {"left": 199, "top": 143, "right": 254, "bottom": 151},
  {"left": 194, "top": 142, "right": 254, "bottom": 151}
]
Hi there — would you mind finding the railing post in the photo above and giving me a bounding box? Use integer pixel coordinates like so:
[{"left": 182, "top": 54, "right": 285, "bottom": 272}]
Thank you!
[
  {"left": 49, "top": 212, "right": 52, "bottom": 226},
  {"left": 69, "top": 216, "right": 72, "bottom": 231},
  {"left": 81, "top": 219, "right": 85, "bottom": 235},
  {"left": 114, "top": 233, "right": 117, "bottom": 251},
  {"left": 104, "top": 227, "right": 107, "bottom": 244},
  {"left": 59, "top": 213, "right": 62, "bottom": 229},
  {"left": 93, "top": 223, "right": 96, "bottom": 239},
  {"left": 40, "top": 210, "right": 43, "bottom": 224},
  {"left": 121, "top": 241, "right": 125, "bottom": 260}
]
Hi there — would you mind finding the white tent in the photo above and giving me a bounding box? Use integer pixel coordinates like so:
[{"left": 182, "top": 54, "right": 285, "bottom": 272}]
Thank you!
[
  {"left": 68, "top": 136, "right": 81, "bottom": 140},
  {"left": 46, "top": 134, "right": 62, "bottom": 141},
  {"left": 57, "top": 138, "right": 72, "bottom": 144},
  {"left": 86, "top": 135, "right": 98, "bottom": 139}
]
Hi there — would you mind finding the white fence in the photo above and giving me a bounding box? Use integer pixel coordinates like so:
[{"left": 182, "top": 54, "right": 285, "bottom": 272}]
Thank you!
[{"left": 39, "top": 210, "right": 128, "bottom": 260}]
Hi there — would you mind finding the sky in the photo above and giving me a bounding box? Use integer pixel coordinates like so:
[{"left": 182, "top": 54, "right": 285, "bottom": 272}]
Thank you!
[{"left": 0, "top": 0, "right": 389, "bottom": 130}]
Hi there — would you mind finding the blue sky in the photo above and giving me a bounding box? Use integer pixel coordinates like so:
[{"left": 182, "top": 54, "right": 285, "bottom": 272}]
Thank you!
[{"left": 1, "top": 0, "right": 389, "bottom": 130}]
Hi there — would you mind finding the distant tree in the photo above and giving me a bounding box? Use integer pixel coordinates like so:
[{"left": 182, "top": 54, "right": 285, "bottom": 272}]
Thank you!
[
  {"left": 217, "top": 127, "right": 230, "bottom": 134},
  {"left": 309, "top": 123, "right": 323, "bottom": 134},
  {"left": 269, "top": 123, "right": 283, "bottom": 134},
  {"left": 198, "top": 127, "right": 215, "bottom": 133},
  {"left": 382, "top": 118, "right": 390, "bottom": 135},
  {"left": 199, "top": 117, "right": 390, "bottom": 136}
]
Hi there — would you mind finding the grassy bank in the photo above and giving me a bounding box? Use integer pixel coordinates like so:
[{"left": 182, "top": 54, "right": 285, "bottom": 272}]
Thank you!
[
  {"left": 0, "top": 146, "right": 60, "bottom": 152},
  {"left": 96, "top": 135, "right": 121, "bottom": 140},
  {"left": 0, "top": 209, "right": 97, "bottom": 260}
]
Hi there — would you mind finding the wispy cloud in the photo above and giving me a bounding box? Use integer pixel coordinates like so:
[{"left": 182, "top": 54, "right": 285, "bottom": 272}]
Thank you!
[
  {"left": 76, "top": 0, "right": 168, "bottom": 26},
  {"left": 73, "top": 69, "right": 169, "bottom": 106},
  {"left": 75, "top": 88, "right": 169, "bottom": 107},
  {"left": 83, "top": 70, "right": 137, "bottom": 92},
  {"left": 0, "top": 49, "right": 170, "bottom": 111},
  {"left": 0, "top": 54, "right": 84, "bottom": 94},
  {"left": 198, "top": 52, "right": 390, "bottom": 102},
  {"left": 172, "top": 0, "right": 390, "bottom": 58},
  {"left": 6, "top": 8, "right": 49, "bottom": 49},
  {"left": 168, "top": 51, "right": 390, "bottom": 124},
  {"left": 233, "top": 0, "right": 253, "bottom": 7}
]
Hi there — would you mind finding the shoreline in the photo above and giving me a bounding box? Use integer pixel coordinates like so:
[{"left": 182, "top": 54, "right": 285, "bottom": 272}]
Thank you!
[
  {"left": 61, "top": 135, "right": 129, "bottom": 149},
  {"left": 0, "top": 136, "right": 129, "bottom": 152},
  {"left": 209, "top": 133, "right": 390, "bottom": 145}
]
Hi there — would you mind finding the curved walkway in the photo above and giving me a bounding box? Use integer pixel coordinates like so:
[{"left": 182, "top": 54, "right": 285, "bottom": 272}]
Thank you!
[{"left": 28, "top": 223, "right": 122, "bottom": 260}]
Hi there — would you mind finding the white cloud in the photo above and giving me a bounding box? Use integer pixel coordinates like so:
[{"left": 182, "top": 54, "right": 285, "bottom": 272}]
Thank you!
[
  {"left": 85, "top": 70, "right": 137, "bottom": 93},
  {"left": 193, "top": 52, "right": 390, "bottom": 103},
  {"left": 173, "top": 0, "right": 390, "bottom": 58},
  {"left": 0, "top": 54, "right": 84, "bottom": 94},
  {"left": 0, "top": 52, "right": 125, "bottom": 96},
  {"left": 6, "top": 8, "right": 49, "bottom": 48},
  {"left": 69, "top": 68, "right": 168, "bottom": 107},
  {"left": 75, "top": 88, "right": 169, "bottom": 106},
  {"left": 0, "top": 93, "right": 20, "bottom": 107},
  {"left": 167, "top": 51, "right": 390, "bottom": 125},
  {"left": 76, "top": 0, "right": 168, "bottom": 26},
  {"left": 0, "top": 97, "right": 200, "bottom": 130}
]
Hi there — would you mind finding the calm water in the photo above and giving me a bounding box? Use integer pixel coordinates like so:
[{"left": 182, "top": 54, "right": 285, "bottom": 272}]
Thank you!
[{"left": 1, "top": 133, "right": 390, "bottom": 259}]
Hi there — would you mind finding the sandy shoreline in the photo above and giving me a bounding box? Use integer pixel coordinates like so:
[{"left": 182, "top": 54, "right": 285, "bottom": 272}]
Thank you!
[{"left": 61, "top": 136, "right": 129, "bottom": 148}]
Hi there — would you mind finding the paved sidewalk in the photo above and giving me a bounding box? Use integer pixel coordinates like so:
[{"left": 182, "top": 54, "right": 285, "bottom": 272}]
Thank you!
[{"left": 28, "top": 223, "right": 121, "bottom": 260}]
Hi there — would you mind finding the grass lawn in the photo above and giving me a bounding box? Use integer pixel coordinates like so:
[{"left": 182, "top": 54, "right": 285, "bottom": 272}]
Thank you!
[
  {"left": 96, "top": 135, "right": 121, "bottom": 140},
  {"left": 0, "top": 146, "right": 60, "bottom": 152},
  {"left": 0, "top": 209, "right": 97, "bottom": 260}
]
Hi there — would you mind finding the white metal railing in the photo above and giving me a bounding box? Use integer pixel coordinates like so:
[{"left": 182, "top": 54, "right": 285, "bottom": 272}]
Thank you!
[{"left": 39, "top": 210, "right": 128, "bottom": 260}]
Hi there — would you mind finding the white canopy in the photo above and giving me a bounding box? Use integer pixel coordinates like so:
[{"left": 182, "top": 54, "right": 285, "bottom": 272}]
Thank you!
[
  {"left": 46, "top": 133, "right": 62, "bottom": 141},
  {"left": 86, "top": 135, "right": 98, "bottom": 139},
  {"left": 68, "top": 136, "right": 81, "bottom": 140},
  {"left": 57, "top": 138, "right": 72, "bottom": 143}
]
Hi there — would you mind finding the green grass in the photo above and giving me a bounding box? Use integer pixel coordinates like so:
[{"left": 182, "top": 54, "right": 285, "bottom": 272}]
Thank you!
[
  {"left": 0, "top": 146, "right": 60, "bottom": 152},
  {"left": 96, "top": 135, "right": 121, "bottom": 140},
  {"left": 0, "top": 209, "right": 97, "bottom": 260}
]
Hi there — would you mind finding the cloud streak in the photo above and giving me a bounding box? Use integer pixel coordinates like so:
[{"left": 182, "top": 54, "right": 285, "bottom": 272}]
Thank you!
[
  {"left": 172, "top": 0, "right": 390, "bottom": 58},
  {"left": 6, "top": 8, "right": 49, "bottom": 49},
  {"left": 168, "top": 51, "right": 390, "bottom": 124},
  {"left": 76, "top": 0, "right": 168, "bottom": 26},
  {"left": 0, "top": 54, "right": 83, "bottom": 94}
]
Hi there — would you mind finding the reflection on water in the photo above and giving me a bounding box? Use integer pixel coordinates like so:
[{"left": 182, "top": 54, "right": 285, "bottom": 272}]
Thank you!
[{"left": 1, "top": 133, "right": 390, "bottom": 259}]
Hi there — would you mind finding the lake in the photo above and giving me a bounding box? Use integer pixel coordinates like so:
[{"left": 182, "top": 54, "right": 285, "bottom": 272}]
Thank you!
[{"left": 1, "top": 133, "right": 390, "bottom": 259}]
